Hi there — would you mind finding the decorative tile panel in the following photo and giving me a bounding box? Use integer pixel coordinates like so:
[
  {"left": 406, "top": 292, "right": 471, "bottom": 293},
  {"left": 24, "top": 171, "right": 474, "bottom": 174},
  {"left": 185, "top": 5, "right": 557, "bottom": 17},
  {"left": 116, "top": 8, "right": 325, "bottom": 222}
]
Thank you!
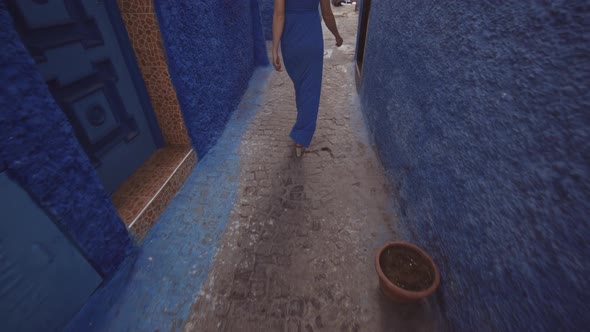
[
  {"left": 117, "top": 0, "right": 190, "bottom": 146},
  {"left": 113, "top": 146, "right": 197, "bottom": 241}
]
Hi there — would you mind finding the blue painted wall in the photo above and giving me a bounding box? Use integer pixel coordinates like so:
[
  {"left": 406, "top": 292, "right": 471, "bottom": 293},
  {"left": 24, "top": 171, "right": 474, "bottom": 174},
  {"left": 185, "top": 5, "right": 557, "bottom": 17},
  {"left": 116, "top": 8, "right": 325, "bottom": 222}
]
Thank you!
[
  {"left": 154, "top": 0, "right": 268, "bottom": 157},
  {"left": 0, "top": 4, "right": 132, "bottom": 278},
  {"left": 358, "top": 1, "right": 590, "bottom": 331},
  {"left": 259, "top": 0, "right": 274, "bottom": 40},
  {"left": 65, "top": 68, "right": 272, "bottom": 332}
]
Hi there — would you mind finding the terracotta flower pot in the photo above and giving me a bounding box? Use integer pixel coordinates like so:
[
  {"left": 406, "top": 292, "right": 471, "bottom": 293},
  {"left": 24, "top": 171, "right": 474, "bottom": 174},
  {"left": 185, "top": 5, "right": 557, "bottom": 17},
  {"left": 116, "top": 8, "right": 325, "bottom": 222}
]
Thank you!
[{"left": 375, "top": 242, "right": 440, "bottom": 302}]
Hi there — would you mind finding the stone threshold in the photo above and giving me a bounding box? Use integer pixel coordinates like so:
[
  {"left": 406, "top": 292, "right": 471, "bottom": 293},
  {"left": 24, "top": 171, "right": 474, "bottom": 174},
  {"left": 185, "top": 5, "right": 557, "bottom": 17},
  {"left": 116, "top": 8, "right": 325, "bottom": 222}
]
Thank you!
[{"left": 112, "top": 145, "right": 197, "bottom": 242}]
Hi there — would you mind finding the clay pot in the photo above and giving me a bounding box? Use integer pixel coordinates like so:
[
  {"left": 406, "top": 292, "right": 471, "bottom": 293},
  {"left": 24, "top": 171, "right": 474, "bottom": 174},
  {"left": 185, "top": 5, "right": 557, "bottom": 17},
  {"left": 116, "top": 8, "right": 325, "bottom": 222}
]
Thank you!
[{"left": 375, "top": 242, "right": 440, "bottom": 302}]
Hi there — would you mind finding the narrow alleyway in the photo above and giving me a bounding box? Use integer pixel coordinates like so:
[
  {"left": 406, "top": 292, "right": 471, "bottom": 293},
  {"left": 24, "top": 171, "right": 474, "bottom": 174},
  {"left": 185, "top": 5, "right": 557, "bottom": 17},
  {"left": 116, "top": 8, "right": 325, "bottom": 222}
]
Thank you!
[
  {"left": 184, "top": 6, "right": 441, "bottom": 332},
  {"left": 67, "top": 6, "right": 443, "bottom": 332}
]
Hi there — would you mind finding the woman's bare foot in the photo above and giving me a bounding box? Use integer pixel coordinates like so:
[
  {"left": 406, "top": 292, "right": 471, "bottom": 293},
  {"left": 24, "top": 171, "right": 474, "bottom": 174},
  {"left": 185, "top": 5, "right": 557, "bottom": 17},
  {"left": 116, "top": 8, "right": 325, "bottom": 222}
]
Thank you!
[{"left": 295, "top": 143, "right": 304, "bottom": 157}]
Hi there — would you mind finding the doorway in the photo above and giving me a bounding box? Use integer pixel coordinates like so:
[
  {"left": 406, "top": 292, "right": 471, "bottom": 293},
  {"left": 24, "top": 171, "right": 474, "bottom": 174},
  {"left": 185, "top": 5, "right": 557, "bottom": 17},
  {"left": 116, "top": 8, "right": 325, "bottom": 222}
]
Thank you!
[
  {"left": 6, "top": 0, "right": 163, "bottom": 194},
  {"left": 355, "top": 0, "right": 371, "bottom": 85}
]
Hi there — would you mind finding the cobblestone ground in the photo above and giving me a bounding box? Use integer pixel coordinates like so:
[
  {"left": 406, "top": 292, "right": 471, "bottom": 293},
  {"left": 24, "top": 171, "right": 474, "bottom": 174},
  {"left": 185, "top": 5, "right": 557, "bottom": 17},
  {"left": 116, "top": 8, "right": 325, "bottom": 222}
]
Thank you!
[{"left": 184, "top": 6, "right": 442, "bottom": 332}]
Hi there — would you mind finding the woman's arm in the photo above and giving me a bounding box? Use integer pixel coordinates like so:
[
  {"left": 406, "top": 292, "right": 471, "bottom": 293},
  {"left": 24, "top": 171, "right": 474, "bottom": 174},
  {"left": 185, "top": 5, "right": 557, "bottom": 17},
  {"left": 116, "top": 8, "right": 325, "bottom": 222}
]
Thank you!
[
  {"left": 272, "top": 0, "right": 285, "bottom": 71},
  {"left": 320, "top": 0, "right": 343, "bottom": 46}
]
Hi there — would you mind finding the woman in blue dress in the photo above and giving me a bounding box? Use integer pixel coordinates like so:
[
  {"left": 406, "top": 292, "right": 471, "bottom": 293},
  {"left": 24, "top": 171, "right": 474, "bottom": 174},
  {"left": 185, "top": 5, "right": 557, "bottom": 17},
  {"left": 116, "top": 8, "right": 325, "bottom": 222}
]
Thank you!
[{"left": 272, "top": 0, "right": 343, "bottom": 157}]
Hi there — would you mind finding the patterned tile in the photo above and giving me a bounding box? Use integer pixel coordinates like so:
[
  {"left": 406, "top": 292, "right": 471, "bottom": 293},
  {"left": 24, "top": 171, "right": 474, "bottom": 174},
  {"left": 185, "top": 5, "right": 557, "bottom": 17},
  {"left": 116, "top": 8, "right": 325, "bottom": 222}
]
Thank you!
[
  {"left": 115, "top": 147, "right": 195, "bottom": 241},
  {"left": 115, "top": 169, "right": 168, "bottom": 198},
  {"left": 114, "top": 2, "right": 197, "bottom": 238},
  {"left": 140, "top": 65, "right": 190, "bottom": 146},
  {"left": 113, "top": 147, "right": 194, "bottom": 228},
  {"left": 118, "top": 4, "right": 192, "bottom": 147},
  {"left": 145, "top": 146, "right": 190, "bottom": 169},
  {"left": 170, "top": 150, "right": 197, "bottom": 189},
  {"left": 120, "top": 13, "right": 166, "bottom": 68},
  {"left": 130, "top": 182, "right": 173, "bottom": 241},
  {"left": 117, "top": 0, "right": 153, "bottom": 14},
  {"left": 115, "top": 195, "right": 151, "bottom": 226}
]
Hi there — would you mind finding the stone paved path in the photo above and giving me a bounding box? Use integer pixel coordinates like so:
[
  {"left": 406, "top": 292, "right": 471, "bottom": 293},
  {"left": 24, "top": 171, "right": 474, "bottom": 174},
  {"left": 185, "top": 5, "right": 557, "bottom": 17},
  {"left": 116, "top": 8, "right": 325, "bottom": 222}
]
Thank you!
[{"left": 184, "top": 6, "right": 442, "bottom": 332}]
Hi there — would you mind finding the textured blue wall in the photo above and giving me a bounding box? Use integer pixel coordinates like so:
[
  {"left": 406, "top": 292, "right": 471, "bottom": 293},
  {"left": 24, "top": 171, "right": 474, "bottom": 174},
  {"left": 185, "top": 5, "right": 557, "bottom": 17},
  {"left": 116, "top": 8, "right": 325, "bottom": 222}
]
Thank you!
[
  {"left": 259, "top": 0, "right": 274, "bottom": 40},
  {"left": 0, "top": 4, "right": 132, "bottom": 278},
  {"left": 358, "top": 1, "right": 590, "bottom": 331},
  {"left": 154, "top": 0, "right": 268, "bottom": 157}
]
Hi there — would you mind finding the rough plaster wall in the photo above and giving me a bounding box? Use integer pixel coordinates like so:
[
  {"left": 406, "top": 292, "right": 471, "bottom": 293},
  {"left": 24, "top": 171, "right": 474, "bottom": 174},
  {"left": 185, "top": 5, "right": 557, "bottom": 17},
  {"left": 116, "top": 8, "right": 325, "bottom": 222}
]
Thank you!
[
  {"left": 358, "top": 1, "right": 590, "bottom": 330},
  {"left": 0, "top": 4, "right": 132, "bottom": 278},
  {"left": 259, "top": 0, "right": 274, "bottom": 40},
  {"left": 154, "top": 0, "right": 268, "bottom": 157}
]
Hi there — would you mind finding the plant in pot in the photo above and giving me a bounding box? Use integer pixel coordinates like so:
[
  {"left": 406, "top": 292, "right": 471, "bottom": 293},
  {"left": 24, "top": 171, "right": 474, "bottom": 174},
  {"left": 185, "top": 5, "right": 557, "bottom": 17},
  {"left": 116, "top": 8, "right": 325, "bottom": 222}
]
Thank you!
[{"left": 375, "top": 242, "right": 440, "bottom": 302}]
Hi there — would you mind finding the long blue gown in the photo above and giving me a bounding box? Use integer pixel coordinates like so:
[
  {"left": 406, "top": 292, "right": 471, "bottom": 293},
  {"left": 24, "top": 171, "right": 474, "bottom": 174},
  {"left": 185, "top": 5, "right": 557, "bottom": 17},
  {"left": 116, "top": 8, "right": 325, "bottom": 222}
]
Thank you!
[{"left": 282, "top": 0, "right": 324, "bottom": 148}]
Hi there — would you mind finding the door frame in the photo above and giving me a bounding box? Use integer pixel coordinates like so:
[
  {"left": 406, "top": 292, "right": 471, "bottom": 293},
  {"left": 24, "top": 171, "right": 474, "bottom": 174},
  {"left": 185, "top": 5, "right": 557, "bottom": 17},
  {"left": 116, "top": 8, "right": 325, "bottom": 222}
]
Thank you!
[
  {"left": 355, "top": 0, "right": 372, "bottom": 90},
  {"left": 103, "top": 0, "right": 164, "bottom": 148}
]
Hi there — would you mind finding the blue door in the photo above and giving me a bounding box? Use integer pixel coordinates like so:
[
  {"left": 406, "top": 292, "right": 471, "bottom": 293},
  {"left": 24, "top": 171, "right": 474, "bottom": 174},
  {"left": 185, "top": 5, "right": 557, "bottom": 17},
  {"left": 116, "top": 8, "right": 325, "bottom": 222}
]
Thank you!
[
  {"left": 0, "top": 172, "right": 103, "bottom": 332},
  {"left": 6, "top": 0, "right": 163, "bottom": 194}
]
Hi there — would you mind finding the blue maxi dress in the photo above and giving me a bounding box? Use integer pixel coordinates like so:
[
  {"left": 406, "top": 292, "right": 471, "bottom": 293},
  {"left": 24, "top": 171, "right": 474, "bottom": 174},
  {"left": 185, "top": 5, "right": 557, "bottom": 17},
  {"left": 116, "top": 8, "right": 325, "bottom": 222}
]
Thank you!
[{"left": 282, "top": 0, "right": 324, "bottom": 147}]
